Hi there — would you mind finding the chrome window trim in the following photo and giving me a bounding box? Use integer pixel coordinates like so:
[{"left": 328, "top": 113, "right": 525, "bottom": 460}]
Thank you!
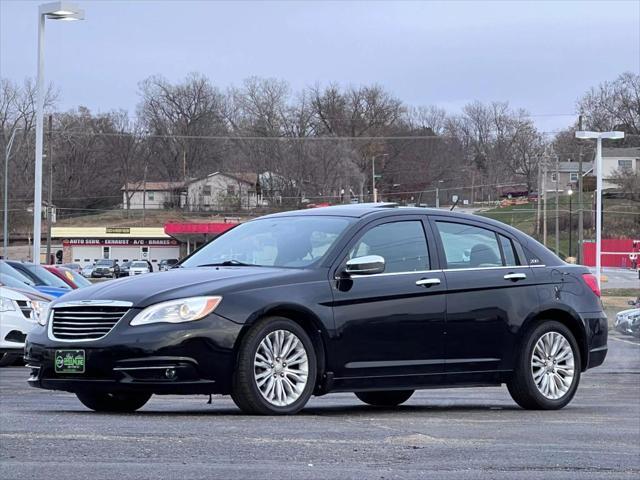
[
  {"left": 344, "top": 264, "right": 546, "bottom": 279},
  {"left": 48, "top": 300, "right": 132, "bottom": 343}
]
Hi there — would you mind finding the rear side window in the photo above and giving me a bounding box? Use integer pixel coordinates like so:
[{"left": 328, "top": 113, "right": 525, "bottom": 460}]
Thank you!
[
  {"left": 435, "top": 221, "right": 503, "bottom": 269},
  {"left": 349, "top": 221, "right": 429, "bottom": 273},
  {"left": 499, "top": 235, "right": 519, "bottom": 266}
]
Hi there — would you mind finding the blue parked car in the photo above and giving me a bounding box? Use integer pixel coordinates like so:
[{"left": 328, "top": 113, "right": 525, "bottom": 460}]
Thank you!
[{"left": 2, "top": 261, "right": 71, "bottom": 298}]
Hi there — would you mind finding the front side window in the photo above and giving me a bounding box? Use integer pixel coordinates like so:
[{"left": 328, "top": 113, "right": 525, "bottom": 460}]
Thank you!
[
  {"left": 349, "top": 221, "right": 429, "bottom": 273},
  {"left": 436, "top": 221, "right": 503, "bottom": 269},
  {"left": 182, "top": 216, "right": 351, "bottom": 269}
]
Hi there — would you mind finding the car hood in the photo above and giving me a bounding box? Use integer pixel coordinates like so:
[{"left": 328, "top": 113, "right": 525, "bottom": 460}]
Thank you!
[
  {"left": 51, "top": 266, "right": 305, "bottom": 308},
  {"left": 36, "top": 286, "right": 71, "bottom": 298}
]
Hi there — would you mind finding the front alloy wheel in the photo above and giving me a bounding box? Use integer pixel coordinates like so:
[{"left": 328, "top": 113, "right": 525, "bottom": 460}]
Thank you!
[
  {"left": 254, "top": 330, "right": 309, "bottom": 407},
  {"left": 232, "top": 317, "right": 317, "bottom": 415}
]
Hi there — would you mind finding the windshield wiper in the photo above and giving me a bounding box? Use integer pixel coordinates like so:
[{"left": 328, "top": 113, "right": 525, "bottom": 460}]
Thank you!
[{"left": 195, "top": 260, "right": 257, "bottom": 267}]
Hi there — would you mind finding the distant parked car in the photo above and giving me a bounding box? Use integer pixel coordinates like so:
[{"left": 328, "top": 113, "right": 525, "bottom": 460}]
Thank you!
[
  {"left": 43, "top": 266, "right": 92, "bottom": 289},
  {"left": 128, "top": 260, "right": 151, "bottom": 276},
  {"left": 615, "top": 299, "right": 640, "bottom": 338},
  {"left": 118, "top": 261, "right": 132, "bottom": 278},
  {"left": 4, "top": 261, "right": 71, "bottom": 298},
  {"left": 81, "top": 264, "right": 95, "bottom": 278},
  {"left": 159, "top": 259, "right": 179, "bottom": 271},
  {"left": 62, "top": 263, "right": 82, "bottom": 274},
  {"left": 91, "top": 259, "right": 120, "bottom": 279}
]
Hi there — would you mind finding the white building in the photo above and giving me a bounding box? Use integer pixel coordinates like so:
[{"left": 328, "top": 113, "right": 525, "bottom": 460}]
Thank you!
[
  {"left": 52, "top": 227, "right": 180, "bottom": 266},
  {"left": 121, "top": 181, "right": 184, "bottom": 210},
  {"left": 601, "top": 147, "right": 640, "bottom": 189},
  {"left": 185, "top": 172, "right": 258, "bottom": 210}
]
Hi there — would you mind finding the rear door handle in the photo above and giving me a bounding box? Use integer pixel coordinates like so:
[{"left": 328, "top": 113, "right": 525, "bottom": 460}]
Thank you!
[
  {"left": 416, "top": 278, "right": 441, "bottom": 287},
  {"left": 504, "top": 273, "right": 527, "bottom": 281}
]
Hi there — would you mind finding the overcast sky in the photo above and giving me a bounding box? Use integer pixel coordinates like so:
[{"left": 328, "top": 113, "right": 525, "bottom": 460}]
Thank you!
[{"left": 1, "top": 0, "right": 639, "bottom": 133}]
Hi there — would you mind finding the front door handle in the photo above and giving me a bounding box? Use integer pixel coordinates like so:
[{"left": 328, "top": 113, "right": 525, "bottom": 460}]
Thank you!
[
  {"left": 504, "top": 273, "right": 527, "bottom": 281},
  {"left": 416, "top": 278, "right": 441, "bottom": 287}
]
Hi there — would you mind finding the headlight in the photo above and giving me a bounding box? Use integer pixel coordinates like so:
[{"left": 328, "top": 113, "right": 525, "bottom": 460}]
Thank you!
[
  {"left": 129, "top": 296, "right": 222, "bottom": 326},
  {"left": 32, "top": 301, "right": 50, "bottom": 326},
  {"left": 0, "top": 297, "right": 16, "bottom": 312},
  {"left": 108, "top": 267, "right": 115, "bottom": 271}
]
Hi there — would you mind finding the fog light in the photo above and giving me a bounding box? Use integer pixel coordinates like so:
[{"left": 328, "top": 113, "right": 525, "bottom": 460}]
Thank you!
[{"left": 165, "top": 368, "right": 177, "bottom": 380}]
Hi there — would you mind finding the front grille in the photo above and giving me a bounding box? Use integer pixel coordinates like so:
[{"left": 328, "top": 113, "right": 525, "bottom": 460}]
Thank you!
[
  {"left": 16, "top": 300, "right": 32, "bottom": 319},
  {"left": 51, "top": 306, "right": 129, "bottom": 340}
]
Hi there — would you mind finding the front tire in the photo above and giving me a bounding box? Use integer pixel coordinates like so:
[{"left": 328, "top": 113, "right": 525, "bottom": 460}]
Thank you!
[
  {"left": 0, "top": 352, "right": 19, "bottom": 367},
  {"left": 507, "top": 321, "right": 581, "bottom": 410},
  {"left": 75, "top": 391, "right": 151, "bottom": 412},
  {"left": 355, "top": 390, "right": 414, "bottom": 407},
  {"left": 231, "top": 316, "right": 317, "bottom": 415}
]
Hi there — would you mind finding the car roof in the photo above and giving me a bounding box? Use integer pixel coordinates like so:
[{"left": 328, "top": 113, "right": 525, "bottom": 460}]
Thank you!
[{"left": 261, "top": 203, "right": 513, "bottom": 229}]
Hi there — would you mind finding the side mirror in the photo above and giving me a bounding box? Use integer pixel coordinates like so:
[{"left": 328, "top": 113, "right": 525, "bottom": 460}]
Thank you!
[{"left": 344, "top": 255, "right": 385, "bottom": 275}]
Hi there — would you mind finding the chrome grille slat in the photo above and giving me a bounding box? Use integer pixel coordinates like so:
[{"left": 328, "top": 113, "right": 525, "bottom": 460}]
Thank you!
[{"left": 51, "top": 306, "right": 129, "bottom": 341}]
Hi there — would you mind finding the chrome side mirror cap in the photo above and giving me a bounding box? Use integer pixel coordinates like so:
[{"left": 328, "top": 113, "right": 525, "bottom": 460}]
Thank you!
[{"left": 344, "top": 255, "right": 385, "bottom": 275}]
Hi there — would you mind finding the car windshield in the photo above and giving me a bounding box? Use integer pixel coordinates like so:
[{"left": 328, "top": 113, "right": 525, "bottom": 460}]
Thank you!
[
  {"left": 0, "top": 261, "right": 35, "bottom": 286},
  {"left": 96, "top": 260, "right": 112, "bottom": 266},
  {"left": 131, "top": 261, "right": 148, "bottom": 267},
  {"left": 63, "top": 269, "right": 92, "bottom": 288},
  {"left": 26, "top": 264, "right": 72, "bottom": 289},
  {"left": 181, "top": 216, "right": 351, "bottom": 269}
]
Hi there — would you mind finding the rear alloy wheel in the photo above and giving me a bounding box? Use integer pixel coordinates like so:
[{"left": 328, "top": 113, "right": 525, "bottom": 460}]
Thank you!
[
  {"left": 231, "top": 317, "right": 317, "bottom": 415},
  {"left": 75, "top": 391, "right": 151, "bottom": 412},
  {"left": 507, "top": 321, "right": 581, "bottom": 410},
  {"left": 355, "top": 390, "right": 414, "bottom": 407}
]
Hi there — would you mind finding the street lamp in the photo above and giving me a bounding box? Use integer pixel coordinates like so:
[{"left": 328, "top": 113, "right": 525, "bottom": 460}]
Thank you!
[
  {"left": 3, "top": 128, "right": 22, "bottom": 260},
  {"left": 575, "top": 130, "right": 624, "bottom": 287},
  {"left": 32, "top": 2, "right": 84, "bottom": 265},
  {"left": 567, "top": 187, "right": 573, "bottom": 259}
]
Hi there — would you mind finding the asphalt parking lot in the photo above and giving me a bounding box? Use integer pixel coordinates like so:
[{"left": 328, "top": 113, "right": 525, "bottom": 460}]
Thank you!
[{"left": 1, "top": 333, "right": 638, "bottom": 480}]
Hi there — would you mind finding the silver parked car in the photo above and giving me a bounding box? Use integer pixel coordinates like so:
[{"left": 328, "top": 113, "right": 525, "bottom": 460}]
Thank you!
[
  {"left": 615, "top": 299, "right": 640, "bottom": 338},
  {"left": 128, "top": 260, "right": 151, "bottom": 276}
]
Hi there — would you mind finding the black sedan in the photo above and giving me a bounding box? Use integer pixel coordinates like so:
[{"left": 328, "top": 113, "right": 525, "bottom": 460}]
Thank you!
[{"left": 25, "top": 204, "right": 607, "bottom": 415}]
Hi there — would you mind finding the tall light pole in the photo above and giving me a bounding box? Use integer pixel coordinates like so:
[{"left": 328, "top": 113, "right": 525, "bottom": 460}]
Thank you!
[
  {"left": 4, "top": 128, "right": 22, "bottom": 260},
  {"left": 575, "top": 130, "right": 624, "bottom": 287},
  {"left": 371, "top": 154, "right": 387, "bottom": 202},
  {"left": 32, "top": 1, "right": 84, "bottom": 265},
  {"left": 567, "top": 187, "right": 573, "bottom": 259}
]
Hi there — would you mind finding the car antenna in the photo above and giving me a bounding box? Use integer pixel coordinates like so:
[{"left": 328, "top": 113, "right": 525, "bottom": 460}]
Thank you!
[{"left": 450, "top": 198, "right": 460, "bottom": 211}]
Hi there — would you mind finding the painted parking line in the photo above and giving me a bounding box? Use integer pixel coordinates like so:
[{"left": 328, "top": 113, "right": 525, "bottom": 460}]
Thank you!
[{"left": 609, "top": 335, "right": 640, "bottom": 346}]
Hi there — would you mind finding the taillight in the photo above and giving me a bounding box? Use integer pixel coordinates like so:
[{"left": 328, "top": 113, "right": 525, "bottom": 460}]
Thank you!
[{"left": 582, "top": 273, "right": 601, "bottom": 298}]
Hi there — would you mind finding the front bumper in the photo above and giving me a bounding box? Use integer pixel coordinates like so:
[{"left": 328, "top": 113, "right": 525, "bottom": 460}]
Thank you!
[{"left": 25, "top": 312, "right": 243, "bottom": 395}]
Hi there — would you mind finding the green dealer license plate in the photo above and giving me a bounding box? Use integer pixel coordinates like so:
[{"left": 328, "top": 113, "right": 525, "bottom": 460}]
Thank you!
[{"left": 54, "top": 350, "right": 85, "bottom": 374}]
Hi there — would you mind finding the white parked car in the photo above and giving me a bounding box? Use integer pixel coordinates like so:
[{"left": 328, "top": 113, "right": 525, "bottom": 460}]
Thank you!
[
  {"left": 128, "top": 261, "right": 151, "bottom": 276},
  {"left": 0, "top": 286, "right": 47, "bottom": 366}
]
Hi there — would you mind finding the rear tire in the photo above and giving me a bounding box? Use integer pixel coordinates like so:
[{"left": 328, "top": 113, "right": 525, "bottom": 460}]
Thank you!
[
  {"left": 75, "top": 391, "right": 151, "bottom": 412},
  {"left": 507, "top": 321, "right": 581, "bottom": 410},
  {"left": 231, "top": 316, "right": 317, "bottom": 415},
  {"left": 355, "top": 390, "right": 414, "bottom": 407}
]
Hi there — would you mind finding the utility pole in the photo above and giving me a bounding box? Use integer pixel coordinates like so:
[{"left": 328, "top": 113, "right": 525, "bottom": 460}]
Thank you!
[
  {"left": 371, "top": 155, "right": 377, "bottom": 203},
  {"left": 577, "top": 115, "right": 584, "bottom": 264},
  {"left": 555, "top": 154, "right": 560, "bottom": 255},
  {"left": 45, "top": 114, "right": 53, "bottom": 264},
  {"left": 142, "top": 163, "right": 148, "bottom": 226}
]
